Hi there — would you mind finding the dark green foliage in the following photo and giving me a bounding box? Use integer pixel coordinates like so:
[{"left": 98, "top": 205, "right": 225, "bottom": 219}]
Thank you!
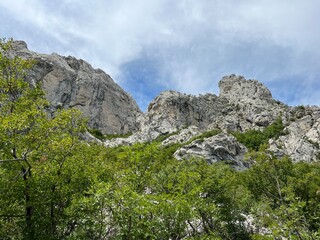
[
  {"left": 88, "top": 128, "right": 132, "bottom": 141},
  {"left": 88, "top": 128, "right": 105, "bottom": 140},
  {"left": 232, "top": 129, "right": 265, "bottom": 151},
  {"left": 105, "top": 132, "right": 133, "bottom": 140},
  {"left": 242, "top": 154, "right": 320, "bottom": 238},
  {"left": 263, "top": 117, "right": 286, "bottom": 139},
  {"left": 232, "top": 117, "right": 285, "bottom": 150}
]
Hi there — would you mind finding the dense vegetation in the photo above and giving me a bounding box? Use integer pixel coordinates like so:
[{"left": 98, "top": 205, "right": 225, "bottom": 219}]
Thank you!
[
  {"left": 1, "top": 39, "right": 320, "bottom": 239},
  {"left": 231, "top": 118, "right": 286, "bottom": 151}
]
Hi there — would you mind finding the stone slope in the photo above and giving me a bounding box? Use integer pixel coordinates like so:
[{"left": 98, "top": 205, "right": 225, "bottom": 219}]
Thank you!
[
  {"left": 10, "top": 40, "right": 142, "bottom": 134},
  {"left": 218, "top": 74, "right": 288, "bottom": 128}
]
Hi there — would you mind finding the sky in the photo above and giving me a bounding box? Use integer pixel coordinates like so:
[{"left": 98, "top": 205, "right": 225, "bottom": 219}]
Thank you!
[{"left": 1, "top": 0, "right": 320, "bottom": 111}]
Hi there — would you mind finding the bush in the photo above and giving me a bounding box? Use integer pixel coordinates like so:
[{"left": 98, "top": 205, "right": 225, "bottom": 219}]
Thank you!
[
  {"left": 88, "top": 128, "right": 106, "bottom": 141},
  {"left": 232, "top": 117, "right": 285, "bottom": 151}
]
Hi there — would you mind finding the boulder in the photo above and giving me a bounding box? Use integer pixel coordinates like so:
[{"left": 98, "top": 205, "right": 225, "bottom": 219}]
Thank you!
[
  {"left": 174, "top": 133, "right": 248, "bottom": 170},
  {"left": 162, "top": 126, "right": 201, "bottom": 146}
]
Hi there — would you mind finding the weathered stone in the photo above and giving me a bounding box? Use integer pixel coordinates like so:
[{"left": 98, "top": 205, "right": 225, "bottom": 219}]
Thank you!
[
  {"left": 142, "top": 90, "right": 234, "bottom": 136},
  {"left": 174, "top": 134, "right": 248, "bottom": 170},
  {"left": 10, "top": 41, "right": 320, "bottom": 163},
  {"left": 9, "top": 41, "right": 142, "bottom": 134},
  {"left": 104, "top": 132, "right": 149, "bottom": 148},
  {"left": 162, "top": 126, "right": 201, "bottom": 146},
  {"left": 219, "top": 74, "right": 273, "bottom": 104},
  {"left": 269, "top": 114, "right": 320, "bottom": 162},
  {"left": 140, "top": 75, "right": 289, "bottom": 140},
  {"left": 218, "top": 74, "right": 288, "bottom": 129}
]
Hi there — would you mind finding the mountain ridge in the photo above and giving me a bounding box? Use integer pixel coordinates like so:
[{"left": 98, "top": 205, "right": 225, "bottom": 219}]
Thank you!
[{"left": 9, "top": 40, "right": 320, "bottom": 165}]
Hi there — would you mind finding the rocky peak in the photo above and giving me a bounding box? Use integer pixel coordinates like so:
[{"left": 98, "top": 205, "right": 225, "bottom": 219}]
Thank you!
[
  {"left": 142, "top": 90, "right": 230, "bottom": 136},
  {"left": 219, "top": 74, "right": 273, "bottom": 105},
  {"left": 9, "top": 40, "right": 142, "bottom": 134},
  {"left": 140, "top": 75, "right": 288, "bottom": 140},
  {"left": 11, "top": 40, "right": 28, "bottom": 51}
]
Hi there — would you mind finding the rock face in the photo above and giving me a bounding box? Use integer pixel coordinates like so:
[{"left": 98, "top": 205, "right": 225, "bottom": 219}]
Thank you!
[
  {"left": 269, "top": 106, "right": 320, "bottom": 162},
  {"left": 218, "top": 74, "right": 287, "bottom": 129},
  {"left": 104, "top": 73, "right": 320, "bottom": 164},
  {"left": 10, "top": 41, "right": 142, "bottom": 134},
  {"left": 143, "top": 91, "right": 231, "bottom": 134},
  {"left": 174, "top": 134, "right": 248, "bottom": 170},
  {"left": 141, "top": 74, "right": 288, "bottom": 139},
  {"left": 137, "top": 74, "right": 320, "bottom": 163},
  {"left": 219, "top": 74, "right": 273, "bottom": 105},
  {"left": 10, "top": 40, "right": 320, "bottom": 164},
  {"left": 162, "top": 126, "right": 201, "bottom": 146}
]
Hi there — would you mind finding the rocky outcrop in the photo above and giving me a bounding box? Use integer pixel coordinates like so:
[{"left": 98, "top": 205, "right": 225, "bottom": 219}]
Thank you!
[
  {"left": 97, "top": 72, "right": 320, "bottom": 164},
  {"left": 104, "top": 132, "right": 148, "bottom": 148},
  {"left": 269, "top": 106, "right": 320, "bottom": 162},
  {"left": 162, "top": 126, "right": 201, "bottom": 146},
  {"left": 218, "top": 74, "right": 288, "bottom": 128},
  {"left": 10, "top": 40, "right": 320, "bottom": 163},
  {"left": 136, "top": 74, "right": 320, "bottom": 164},
  {"left": 9, "top": 40, "right": 142, "bottom": 134},
  {"left": 143, "top": 91, "right": 231, "bottom": 133},
  {"left": 219, "top": 74, "right": 273, "bottom": 105},
  {"left": 174, "top": 133, "right": 248, "bottom": 170},
  {"left": 140, "top": 75, "right": 288, "bottom": 140}
]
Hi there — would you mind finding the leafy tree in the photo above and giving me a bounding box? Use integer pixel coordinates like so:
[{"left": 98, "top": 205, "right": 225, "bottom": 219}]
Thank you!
[
  {"left": 0, "top": 38, "right": 90, "bottom": 239},
  {"left": 243, "top": 153, "right": 320, "bottom": 239}
]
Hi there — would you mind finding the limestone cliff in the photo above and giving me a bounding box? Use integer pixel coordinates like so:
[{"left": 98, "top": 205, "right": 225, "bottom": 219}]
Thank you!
[
  {"left": 106, "top": 74, "right": 320, "bottom": 164},
  {"left": 140, "top": 74, "right": 288, "bottom": 137},
  {"left": 9, "top": 40, "right": 320, "bottom": 164},
  {"left": 9, "top": 40, "right": 142, "bottom": 134}
]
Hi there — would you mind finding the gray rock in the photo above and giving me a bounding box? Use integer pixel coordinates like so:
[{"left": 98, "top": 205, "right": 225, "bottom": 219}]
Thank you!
[
  {"left": 10, "top": 40, "right": 320, "bottom": 163},
  {"left": 104, "top": 132, "right": 149, "bottom": 148},
  {"left": 174, "top": 133, "right": 248, "bottom": 170},
  {"left": 219, "top": 74, "right": 273, "bottom": 105},
  {"left": 141, "top": 75, "right": 289, "bottom": 140},
  {"left": 143, "top": 90, "right": 233, "bottom": 135},
  {"left": 162, "top": 126, "right": 201, "bottom": 146},
  {"left": 9, "top": 40, "right": 142, "bottom": 134},
  {"left": 269, "top": 113, "right": 320, "bottom": 162},
  {"left": 219, "top": 74, "right": 288, "bottom": 129}
]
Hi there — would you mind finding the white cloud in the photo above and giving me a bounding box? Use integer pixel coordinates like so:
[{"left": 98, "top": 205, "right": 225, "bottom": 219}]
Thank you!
[{"left": 0, "top": 0, "right": 319, "bottom": 108}]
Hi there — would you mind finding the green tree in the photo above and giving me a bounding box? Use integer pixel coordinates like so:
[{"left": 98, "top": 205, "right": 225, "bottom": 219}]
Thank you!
[
  {"left": 244, "top": 153, "right": 320, "bottom": 239},
  {"left": 0, "top": 38, "right": 89, "bottom": 239}
]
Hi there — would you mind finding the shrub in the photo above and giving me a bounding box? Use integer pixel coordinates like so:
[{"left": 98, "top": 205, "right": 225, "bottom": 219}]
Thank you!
[{"left": 232, "top": 117, "right": 285, "bottom": 151}]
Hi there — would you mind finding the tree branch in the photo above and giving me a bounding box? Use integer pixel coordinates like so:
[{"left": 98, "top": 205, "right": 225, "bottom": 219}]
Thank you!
[{"left": 0, "top": 158, "right": 24, "bottom": 163}]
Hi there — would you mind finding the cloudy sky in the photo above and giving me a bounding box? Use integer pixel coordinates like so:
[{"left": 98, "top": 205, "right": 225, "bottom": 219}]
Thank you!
[{"left": 1, "top": 0, "right": 320, "bottom": 111}]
